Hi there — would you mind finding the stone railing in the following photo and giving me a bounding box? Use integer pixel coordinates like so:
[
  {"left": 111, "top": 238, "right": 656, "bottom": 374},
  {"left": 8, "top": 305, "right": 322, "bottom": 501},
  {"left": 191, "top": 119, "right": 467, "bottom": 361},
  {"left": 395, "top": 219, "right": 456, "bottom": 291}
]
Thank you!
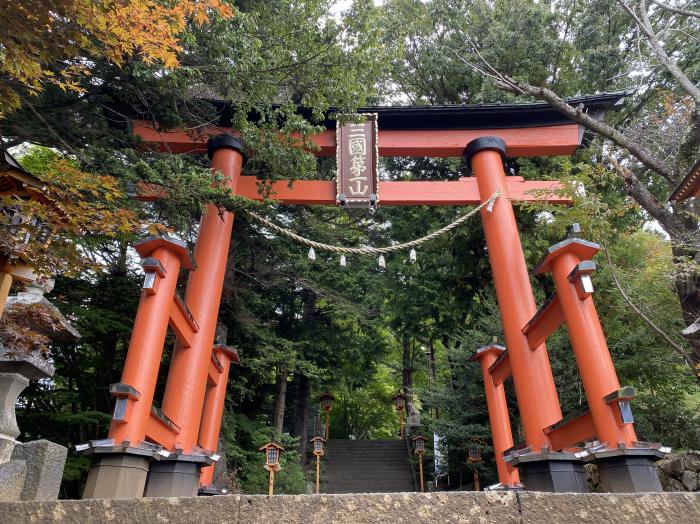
[{"left": 0, "top": 491, "right": 699, "bottom": 523}]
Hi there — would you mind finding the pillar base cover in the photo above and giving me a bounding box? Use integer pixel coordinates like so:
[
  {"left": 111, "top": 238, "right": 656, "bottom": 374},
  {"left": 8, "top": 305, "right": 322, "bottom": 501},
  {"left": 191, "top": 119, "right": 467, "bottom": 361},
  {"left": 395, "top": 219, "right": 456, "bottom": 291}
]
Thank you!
[
  {"left": 507, "top": 450, "right": 589, "bottom": 493},
  {"left": 585, "top": 448, "right": 665, "bottom": 493},
  {"left": 82, "top": 454, "right": 150, "bottom": 499},
  {"left": 144, "top": 453, "right": 214, "bottom": 498}
]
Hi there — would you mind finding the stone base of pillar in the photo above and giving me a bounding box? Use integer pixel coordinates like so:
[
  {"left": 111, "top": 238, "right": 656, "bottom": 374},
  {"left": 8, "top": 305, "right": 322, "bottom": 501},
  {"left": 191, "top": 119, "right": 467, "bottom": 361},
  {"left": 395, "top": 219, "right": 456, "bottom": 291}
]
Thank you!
[
  {"left": 198, "top": 485, "right": 222, "bottom": 496},
  {"left": 508, "top": 451, "right": 589, "bottom": 493},
  {"left": 588, "top": 448, "right": 665, "bottom": 493},
  {"left": 82, "top": 454, "right": 150, "bottom": 499},
  {"left": 144, "top": 455, "right": 211, "bottom": 498},
  {"left": 483, "top": 482, "right": 524, "bottom": 492}
]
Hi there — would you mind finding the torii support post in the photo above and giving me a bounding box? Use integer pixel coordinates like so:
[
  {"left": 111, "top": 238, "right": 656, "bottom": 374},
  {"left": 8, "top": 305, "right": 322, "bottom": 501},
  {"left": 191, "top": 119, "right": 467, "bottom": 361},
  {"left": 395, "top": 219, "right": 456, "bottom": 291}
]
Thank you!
[
  {"left": 82, "top": 136, "right": 244, "bottom": 499},
  {"left": 146, "top": 136, "right": 246, "bottom": 497},
  {"left": 464, "top": 138, "right": 590, "bottom": 491},
  {"left": 198, "top": 344, "right": 240, "bottom": 493},
  {"left": 534, "top": 230, "right": 664, "bottom": 492},
  {"left": 469, "top": 344, "right": 520, "bottom": 488},
  {"left": 82, "top": 236, "right": 196, "bottom": 499}
]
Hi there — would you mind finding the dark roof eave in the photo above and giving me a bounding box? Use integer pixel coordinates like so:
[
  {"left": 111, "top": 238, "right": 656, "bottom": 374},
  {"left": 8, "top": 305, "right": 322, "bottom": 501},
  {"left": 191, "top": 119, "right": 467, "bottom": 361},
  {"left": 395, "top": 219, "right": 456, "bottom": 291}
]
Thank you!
[{"left": 201, "top": 91, "right": 627, "bottom": 131}]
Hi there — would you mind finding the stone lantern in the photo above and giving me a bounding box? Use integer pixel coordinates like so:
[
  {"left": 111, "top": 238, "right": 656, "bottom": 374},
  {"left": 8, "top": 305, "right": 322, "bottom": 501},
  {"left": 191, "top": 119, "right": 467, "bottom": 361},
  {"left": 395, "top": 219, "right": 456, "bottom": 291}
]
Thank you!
[{"left": 0, "top": 150, "right": 78, "bottom": 501}]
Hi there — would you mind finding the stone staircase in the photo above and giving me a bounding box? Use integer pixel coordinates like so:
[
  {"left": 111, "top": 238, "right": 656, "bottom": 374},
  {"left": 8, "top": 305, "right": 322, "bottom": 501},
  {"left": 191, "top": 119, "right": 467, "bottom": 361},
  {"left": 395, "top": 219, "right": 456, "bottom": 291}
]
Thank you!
[{"left": 323, "top": 439, "right": 416, "bottom": 494}]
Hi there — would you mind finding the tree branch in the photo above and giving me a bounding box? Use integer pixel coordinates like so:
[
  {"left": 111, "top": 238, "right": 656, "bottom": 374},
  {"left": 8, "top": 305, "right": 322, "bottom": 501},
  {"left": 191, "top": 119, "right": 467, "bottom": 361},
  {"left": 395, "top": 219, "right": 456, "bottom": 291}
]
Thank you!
[
  {"left": 606, "top": 155, "right": 673, "bottom": 226},
  {"left": 650, "top": 0, "right": 700, "bottom": 18},
  {"left": 498, "top": 78, "right": 676, "bottom": 181},
  {"left": 443, "top": 43, "right": 675, "bottom": 181},
  {"left": 617, "top": 0, "right": 700, "bottom": 104},
  {"left": 602, "top": 245, "right": 699, "bottom": 381}
]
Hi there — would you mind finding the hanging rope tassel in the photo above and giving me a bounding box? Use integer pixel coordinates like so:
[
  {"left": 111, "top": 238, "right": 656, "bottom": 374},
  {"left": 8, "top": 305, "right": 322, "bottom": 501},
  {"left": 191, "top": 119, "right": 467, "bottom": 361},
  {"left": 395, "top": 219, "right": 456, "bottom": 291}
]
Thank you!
[
  {"left": 486, "top": 197, "right": 496, "bottom": 213},
  {"left": 378, "top": 255, "right": 386, "bottom": 269},
  {"left": 308, "top": 247, "right": 316, "bottom": 261},
  {"left": 340, "top": 254, "right": 347, "bottom": 267},
  {"left": 409, "top": 248, "right": 417, "bottom": 264}
]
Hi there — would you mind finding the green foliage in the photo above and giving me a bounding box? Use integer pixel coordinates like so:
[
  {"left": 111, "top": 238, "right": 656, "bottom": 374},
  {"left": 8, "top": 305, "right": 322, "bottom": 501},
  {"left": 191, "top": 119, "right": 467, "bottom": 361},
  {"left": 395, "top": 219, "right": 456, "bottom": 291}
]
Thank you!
[
  {"left": 221, "top": 413, "right": 308, "bottom": 494},
  {"left": 328, "top": 367, "right": 397, "bottom": 440}
]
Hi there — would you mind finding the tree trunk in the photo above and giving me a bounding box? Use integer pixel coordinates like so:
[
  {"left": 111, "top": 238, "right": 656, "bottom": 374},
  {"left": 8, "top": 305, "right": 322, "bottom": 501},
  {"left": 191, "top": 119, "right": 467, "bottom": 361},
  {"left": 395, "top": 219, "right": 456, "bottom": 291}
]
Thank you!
[
  {"left": 428, "top": 339, "right": 439, "bottom": 419},
  {"left": 292, "top": 374, "right": 311, "bottom": 461},
  {"left": 402, "top": 334, "right": 417, "bottom": 415},
  {"left": 669, "top": 204, "right": 700, "bottom": 382},
  {"left": 273, "top": 368, "right": 289, "bottom": 434}
]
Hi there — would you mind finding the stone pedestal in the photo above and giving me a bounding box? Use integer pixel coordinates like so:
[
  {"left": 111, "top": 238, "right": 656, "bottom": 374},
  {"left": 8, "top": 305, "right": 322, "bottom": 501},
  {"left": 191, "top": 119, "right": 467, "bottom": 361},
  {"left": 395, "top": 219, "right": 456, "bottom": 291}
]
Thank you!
[
  {"left": 508, "top": 450, "right": 589, "bottom": 493},
  {"left": 83, "top": 454, "right": 150, "bottom": 499},
  {"left": 588, "top": 448, "right": 665, "bottom": 493},
  {"left": 0, "top": 372, "right": 29, "bottom": 445},
  {"left": 0, "top": 350, "right": 66, "bottom": 502},
  {"left": 0, "top": 460, "right": 26, "bottom": 500},
  {"left": 144, "top": 454, "right": 211, "bottom": 498},
  {"left": 11, "top": 440, "right": 67, "bottom": 500}
]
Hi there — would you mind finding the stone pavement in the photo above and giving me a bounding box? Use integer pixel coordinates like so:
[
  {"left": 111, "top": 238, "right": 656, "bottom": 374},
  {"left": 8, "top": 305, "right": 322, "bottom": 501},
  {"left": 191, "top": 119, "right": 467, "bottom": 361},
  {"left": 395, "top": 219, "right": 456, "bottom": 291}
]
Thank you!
[{"left": 1, "top": 491, "right": 700, "bottom": 523}]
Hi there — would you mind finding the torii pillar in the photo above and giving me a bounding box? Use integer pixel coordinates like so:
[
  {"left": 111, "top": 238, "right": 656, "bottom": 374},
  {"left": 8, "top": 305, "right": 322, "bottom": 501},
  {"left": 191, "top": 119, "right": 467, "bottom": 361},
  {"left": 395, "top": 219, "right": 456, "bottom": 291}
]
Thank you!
[
  {"left": 81, "top": 136, "right": 245, "bottom": 499},
  {"left": 465, "top": 138, "right": 587, "bottom": 490},
  {"left": 469, "top": 344, "right": 520, "bottom": 488}
]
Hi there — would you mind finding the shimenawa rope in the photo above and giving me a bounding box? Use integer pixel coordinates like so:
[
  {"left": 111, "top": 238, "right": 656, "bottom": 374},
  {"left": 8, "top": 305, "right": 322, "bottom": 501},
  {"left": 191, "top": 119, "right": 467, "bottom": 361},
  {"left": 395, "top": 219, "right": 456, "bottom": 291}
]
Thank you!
[{"left": 245, "top": 190, "right": 500, "bottom": 256}]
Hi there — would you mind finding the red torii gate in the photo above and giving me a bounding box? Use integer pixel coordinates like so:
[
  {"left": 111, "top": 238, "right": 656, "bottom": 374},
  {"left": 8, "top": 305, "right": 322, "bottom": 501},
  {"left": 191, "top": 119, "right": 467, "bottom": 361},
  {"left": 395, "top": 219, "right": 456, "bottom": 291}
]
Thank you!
[{"left": 80, "top": 94, "right": 664, "bottom": 498}]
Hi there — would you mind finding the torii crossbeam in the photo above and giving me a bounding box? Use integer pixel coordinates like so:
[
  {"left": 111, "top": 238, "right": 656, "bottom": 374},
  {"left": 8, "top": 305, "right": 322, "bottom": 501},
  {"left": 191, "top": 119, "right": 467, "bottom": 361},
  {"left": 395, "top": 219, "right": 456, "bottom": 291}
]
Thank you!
[{"left": 81, "top": 93, "right": 665, "bottom": 499}]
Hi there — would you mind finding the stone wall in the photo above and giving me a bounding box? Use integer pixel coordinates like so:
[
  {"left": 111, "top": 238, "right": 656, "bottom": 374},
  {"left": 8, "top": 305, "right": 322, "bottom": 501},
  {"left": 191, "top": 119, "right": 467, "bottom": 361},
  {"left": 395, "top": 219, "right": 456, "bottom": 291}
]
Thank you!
[
  {"left": 0, "top": 492, "right": 699, "bottom": 523},
  {"left": 657, "top": 451, "right": 700, "bottom": 492}
]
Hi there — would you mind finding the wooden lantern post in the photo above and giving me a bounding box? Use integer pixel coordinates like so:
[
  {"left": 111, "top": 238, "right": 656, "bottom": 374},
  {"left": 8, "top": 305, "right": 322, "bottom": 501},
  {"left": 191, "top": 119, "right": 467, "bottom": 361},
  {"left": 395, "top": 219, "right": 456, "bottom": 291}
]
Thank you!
[
  {"left": 392, "top": 392, "right": 407, "bottom": 439},
  {"left": 467, "top": 439, "right": 485, "bottom": 491},
  {"left": 310, "top": 436, "right": 326, "bottom": 494},
  {"left": 412, "top": 435, "right": 427, "bottom": 493},
  {"left": 259, "top": 442, "right": 285, "bottom": 496},
  {"left": 319, "top": 392, "right": 334, "bottom": 440}
]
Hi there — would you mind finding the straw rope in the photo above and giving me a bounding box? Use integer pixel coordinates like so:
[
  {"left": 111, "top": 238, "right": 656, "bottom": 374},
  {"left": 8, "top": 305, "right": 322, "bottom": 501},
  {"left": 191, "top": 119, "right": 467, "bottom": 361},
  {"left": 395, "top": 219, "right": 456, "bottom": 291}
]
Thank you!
[{"left": 245, "top": 190, "right": 500, "bottom": 255}]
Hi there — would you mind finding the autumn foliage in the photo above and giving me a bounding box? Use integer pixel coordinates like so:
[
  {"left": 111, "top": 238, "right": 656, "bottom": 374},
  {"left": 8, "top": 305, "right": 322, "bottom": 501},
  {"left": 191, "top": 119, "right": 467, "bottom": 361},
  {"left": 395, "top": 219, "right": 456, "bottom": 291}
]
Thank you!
[
  {"left": 0, "top": 0, "right": 234, "bottom": 114},
  {"left": 1, "top": 147, "right": 149, "bottom": 275}
]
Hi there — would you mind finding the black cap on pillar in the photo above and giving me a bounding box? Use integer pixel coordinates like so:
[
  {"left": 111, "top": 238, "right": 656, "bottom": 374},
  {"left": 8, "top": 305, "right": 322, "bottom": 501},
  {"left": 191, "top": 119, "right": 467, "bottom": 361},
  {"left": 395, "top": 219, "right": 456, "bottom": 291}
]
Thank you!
[
  {"left": 463, "top": 136, "right": 507, "bottom": 165},
  {"left": 207, "top": 134, "right": 247, "bottom": 164}
]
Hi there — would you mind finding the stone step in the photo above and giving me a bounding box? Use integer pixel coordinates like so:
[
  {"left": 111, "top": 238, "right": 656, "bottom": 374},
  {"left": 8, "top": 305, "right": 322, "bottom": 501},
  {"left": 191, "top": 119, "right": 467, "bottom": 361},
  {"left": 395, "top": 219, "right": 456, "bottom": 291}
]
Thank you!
[
  {"left": 323, "top": 439, "right": 415, "bottom": 494},
  {"left": 325, "top": 451, "right": 409, "bottom": 457},
  {"left": 324, "top": 471, "right": 413, "bottom": 483},
  {"left": 327, "top": 455, "right": 409, "bottom": 460},
  {"left": 325, "top": 464, "right": 411, "bottom": 472}
]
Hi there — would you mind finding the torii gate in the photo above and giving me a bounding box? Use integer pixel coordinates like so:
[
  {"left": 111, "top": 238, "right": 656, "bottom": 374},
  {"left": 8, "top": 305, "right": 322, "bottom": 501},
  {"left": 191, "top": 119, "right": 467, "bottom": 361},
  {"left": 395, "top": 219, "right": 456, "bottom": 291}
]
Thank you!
[{"left": 80, "top": 93, "right": 665, "bottom": 498}]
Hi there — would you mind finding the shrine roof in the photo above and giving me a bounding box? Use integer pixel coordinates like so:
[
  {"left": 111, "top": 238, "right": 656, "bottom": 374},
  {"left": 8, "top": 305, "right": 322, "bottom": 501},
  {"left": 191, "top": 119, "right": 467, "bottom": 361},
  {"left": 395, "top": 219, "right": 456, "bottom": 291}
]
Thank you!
[
  {"left": 201, "top": 91, "right": 626, "bottom": 130},
  {"left": 669, "top": 157, "right": 700, "bottom": 202},
  {"left": 0, "top": 150, "right": 45, "bottom": 194}
]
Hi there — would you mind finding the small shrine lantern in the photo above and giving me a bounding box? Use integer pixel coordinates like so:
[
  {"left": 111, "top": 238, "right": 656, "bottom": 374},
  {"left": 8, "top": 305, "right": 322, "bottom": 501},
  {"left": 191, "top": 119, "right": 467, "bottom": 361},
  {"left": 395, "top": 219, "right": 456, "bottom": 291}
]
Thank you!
[
  {"left": 260, "top": 442, "right": 284, "bottom": 470},
  {"left": 319, "top": 392, "right": 334, "bottom": 440},
  {"left": 310, "top": 436, "right": 326, "bottom": 494},
  {"left": 311, "top": 436, "right": 326, "bottom": 457},
  {"left": 392, "top": 392, "right": 407, "bottom": 438},
  {"left": 467, "top": 438, "right": 486, "bottom": 491},
  {"left": 467, "top": 439, "right": 485, "bottom": 464},
  {"left": 412, "top": 434, "right": 426, "bottom": 455},
  {"left": 319, "top": 392, "right": 334, "bottom": 412},
  {"left": 259, "top": 442, "right": 285, "bottom": 496},
  {"left": 412, "top": 434, "right": 427, "bottom": 492},
  {"left": 392, "top": 392, "right": 407, "bottom": 411}
]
